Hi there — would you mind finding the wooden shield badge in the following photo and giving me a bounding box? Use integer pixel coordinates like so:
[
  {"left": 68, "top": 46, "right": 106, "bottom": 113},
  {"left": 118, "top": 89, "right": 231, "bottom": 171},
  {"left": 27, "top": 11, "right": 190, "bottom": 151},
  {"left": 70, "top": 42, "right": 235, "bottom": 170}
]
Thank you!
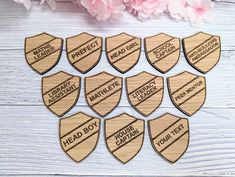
[
  {"left": 126, "top": 72, "right": 164, "bottom": 117},
  {"left": 66, "top": 33, "right": 102, "bottom": 73},
  {"left": 25, "top": 32, "right": 63, "bottom": 74},
  {"left": 105, "top": 113, "right": 144, "bottom": 163},
  {"left": 106, "top": 33, "right": 141, "bottom": 73},
  {"left": 85, "top": 72, "right": 122, "bottom": 117},
  {"left": 144, "top": 33, "right": 180, "bottom": 73},
  {"left": 167, "top": 71, "right": 206, "bottom": 116},
  {"left": 148, "top": 113, "right": 189, "bottom": 163},
  {"left": 60, "top": 112, "right": 100, "bottom": 163},
  {"left": 42, "top": 71, "right": 81, "bottom": 117},
  {"left": 183, "top": 32, "right": 221, "bottom": 74}
]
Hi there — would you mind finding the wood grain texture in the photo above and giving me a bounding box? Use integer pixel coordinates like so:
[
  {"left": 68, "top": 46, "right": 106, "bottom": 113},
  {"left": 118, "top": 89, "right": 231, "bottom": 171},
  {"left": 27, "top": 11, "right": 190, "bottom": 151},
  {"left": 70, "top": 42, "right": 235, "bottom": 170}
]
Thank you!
[
  {"left": 167, "top": 71, "right": 206, "bottom": 116},
  {"left": 0, "top": 0, "right": 235, "bottom": 176},
  {"left": 182, "top": 32, "right": 221, "bottom": 74}
]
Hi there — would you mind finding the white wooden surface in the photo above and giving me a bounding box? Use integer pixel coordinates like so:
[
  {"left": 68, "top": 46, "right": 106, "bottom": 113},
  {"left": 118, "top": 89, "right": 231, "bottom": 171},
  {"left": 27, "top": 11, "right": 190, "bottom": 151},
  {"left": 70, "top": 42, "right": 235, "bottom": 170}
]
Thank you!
[{"left": 0, "top": 0, "right": 235, "bottom": 176}]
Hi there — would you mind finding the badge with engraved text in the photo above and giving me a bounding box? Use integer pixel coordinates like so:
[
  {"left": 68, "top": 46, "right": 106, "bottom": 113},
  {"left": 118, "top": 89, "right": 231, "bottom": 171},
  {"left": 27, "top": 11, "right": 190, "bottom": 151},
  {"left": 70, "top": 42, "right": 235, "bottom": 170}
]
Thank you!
[
  {"left": 105, "top": 113, "right": 144, "bottom": 163},
  {"left": 145, "top": 33, "right": 180, "bottom": 73},
  {"left": 66, "top": 33, "right": 102, "bottom": 73},
  {"left": 85, "top": 72, "right": 122, "bottom": 117},
  {"left": 126, "top": 72, "right": 163, "bottom": 116},
  {"left": 106, "top": 33, "right": 141, "bottom": 73},
  {"left": 42, "top": 71, "right": 81, "bottom": 117},
  {"left": 183, "top": 32, "right": 221, "bottom": 74},
  {"left": 167, "top": 71, "right": 206, "bottom": 116},
  {"left": 148, "top": 113, "right": 189, "bottom": 163},
  {"left": 25, "top": 33, "right": 63, "bottom": 74},
  {"left": 60, "top": 112, "right": 100, "bottom": 163}
]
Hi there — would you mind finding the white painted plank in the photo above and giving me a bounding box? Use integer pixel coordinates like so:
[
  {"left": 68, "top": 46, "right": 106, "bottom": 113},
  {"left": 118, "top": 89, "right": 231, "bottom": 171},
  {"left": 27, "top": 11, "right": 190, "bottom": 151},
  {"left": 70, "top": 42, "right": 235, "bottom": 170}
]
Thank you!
[
  {"left": 0, "top": 49, "right": 233, "bottom": 111},
  {"left": 0, "top": 106, "right": 235, "bottom": 176},
  {"left": 0, "top": 0, "right": 235, "bottom": 50}
]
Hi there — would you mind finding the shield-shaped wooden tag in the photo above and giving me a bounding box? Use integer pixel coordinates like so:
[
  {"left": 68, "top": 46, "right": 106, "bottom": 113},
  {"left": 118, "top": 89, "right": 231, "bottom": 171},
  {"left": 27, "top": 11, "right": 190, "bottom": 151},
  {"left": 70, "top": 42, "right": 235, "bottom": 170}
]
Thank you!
[
  {"left": 126, "top": 72, "right": 163, "bottom": 117},
  {"left": 144, "top": 33, "right": 180, "bottom": 73},
  {"left": 25, "top": 32, "right": 63, "bottom": 74},
  {"left": 148, "top": 113, "right": 189, "bottom": 163},
  {"left": 167, "top": 71, "right": 206, "bottom": 116},
  {"left": 60, "top": 112, "right": 100, "bottom": 163},
  {"left": 66, "top": 33, "right": 102, "bottom": 73},
  {"left": 85, "top": 72, "right": 122, "bottom": 117},
  {"left": 105, "top": 113, "right": 144, "bottom": 163},
  {"left": 183, "top": 32, "right": 221, "bottom": 74},
  {"left": 42, "top": 71, "right": 81, "bottom": 117},
  {"left": 106, "top": 33, "right": 141, "bottom": 73}
]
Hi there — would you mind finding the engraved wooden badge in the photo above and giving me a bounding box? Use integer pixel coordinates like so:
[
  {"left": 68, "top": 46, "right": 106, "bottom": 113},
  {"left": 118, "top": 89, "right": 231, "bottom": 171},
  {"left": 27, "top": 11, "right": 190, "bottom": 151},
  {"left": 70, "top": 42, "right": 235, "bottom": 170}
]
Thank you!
[
  {"left": 167, "top": 71, "right": 206, "bottom": 116},
  {"left": 148, "top": 113, "right": 189, "bottom": 163},
  {"left": 144, "top": 33, "right": 180, "bottom": 73},
  {"left": 60, "top": 112, "right": 100, "bottom": 163},
  {"left": 42, "top": 71, "right": 81, "bottom": 117},
  {"left": 183, "top": 32, "right": 221, "bottom": 74},
  {"left": 126, "top": 72, "right": 164, "bottom": 117},
  {"left": 106, "top": 33, "right": 141, "bottom": 73},
  {"left": 85, "top": 72, "right": 122, "bottom": 117},
  {"left": 66, "top": 33, "right": 102, "bottom": 73},
  {"left": 25, "top": 32, "right": 63, "bottom": 74},
  {"left": 105, "top": 113, "right": 144, "bottom": 163}
]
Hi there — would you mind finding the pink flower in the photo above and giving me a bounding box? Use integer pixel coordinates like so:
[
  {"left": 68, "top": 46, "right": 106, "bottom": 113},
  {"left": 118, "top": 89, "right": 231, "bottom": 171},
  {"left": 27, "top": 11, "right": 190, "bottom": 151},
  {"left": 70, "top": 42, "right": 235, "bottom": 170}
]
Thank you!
[
  {"left": 167, "top": 0, "right": 189, "bottom": 21},
  {"left": 124, "top": 0, "right": 168, "bottom": 21},
  {"left": 80, "top": 0, "right": 126, "bottom": 21},
  {"left": 187, "top": 0, "right": 214, "bottom": 25}
]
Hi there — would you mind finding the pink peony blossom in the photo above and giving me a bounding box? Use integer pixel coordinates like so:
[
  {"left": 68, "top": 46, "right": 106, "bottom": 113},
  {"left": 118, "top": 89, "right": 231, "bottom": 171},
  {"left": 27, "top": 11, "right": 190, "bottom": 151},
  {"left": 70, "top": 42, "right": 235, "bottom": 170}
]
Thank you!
[
  {"left": 80, "top": 0, "right": 126, "bottom": 21},
  {"left": 187, "top": 0, "right": 214, "bottom": 25},
  {"left": 124, "top": 0, "right": 168, "bottom": 21},
  {"left": 167, "top": 0, "right": 189, "bottom": 21},
  {"left": 14, "top": 0, "right": 217, "bottom": 25}
]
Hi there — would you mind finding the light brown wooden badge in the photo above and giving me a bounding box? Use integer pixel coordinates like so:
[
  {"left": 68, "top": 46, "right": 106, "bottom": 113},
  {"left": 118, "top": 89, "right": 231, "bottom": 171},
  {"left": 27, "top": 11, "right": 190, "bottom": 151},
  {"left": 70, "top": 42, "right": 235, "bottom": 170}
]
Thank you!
[
  {"left": 60, "top": 112, "right": 100, "bottom": 163},
  {"left": 106, "top": 33, "right": 141, "bottom": 73},
  {"left": 167, "top": 71, "right": 206, "bottom": 116},
  {"left": 144, "top": 33, "right": 180, "bottom": 73},
  {"left": 105, "top": 113, "right": 144, "bottom": 163},
  {"left": 85, "top": 72, "right": 122, "bottom": 117},
  {"left": 183, "top": 32, "right": 221, "bottom": 74},
  {"left": 66, "top": 33, "right": 102, "bottom": 73},
  {"left": 148, "top": 113, "right": 189, "bottom": 163},
  {"left": 25, "top": 32, "right": 63, "bottom": 74},
  {"left": 42, "top": 71, "right": 81, "bottom": 117},
  {"left": 126, "top": 72, "right": 163, "bottom": 117}
]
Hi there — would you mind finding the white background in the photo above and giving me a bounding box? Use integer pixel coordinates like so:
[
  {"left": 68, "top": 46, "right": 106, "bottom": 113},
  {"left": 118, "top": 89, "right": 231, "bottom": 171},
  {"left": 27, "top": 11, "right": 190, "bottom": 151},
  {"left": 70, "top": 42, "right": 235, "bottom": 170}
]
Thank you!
[{"left": 0, "top": 0, "right": 235, "bottom": 176}]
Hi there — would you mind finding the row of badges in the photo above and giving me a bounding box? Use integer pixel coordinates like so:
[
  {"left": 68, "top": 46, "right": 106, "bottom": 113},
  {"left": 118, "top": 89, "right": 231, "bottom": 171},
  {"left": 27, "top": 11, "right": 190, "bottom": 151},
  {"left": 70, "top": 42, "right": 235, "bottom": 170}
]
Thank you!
[
  {"left": 25, "top": 32, "right": 221, "bottom": 75},
  {"left": 60, "top": 112, "right": 189, "bottom": 164},
  {"left": 42, "top": 70, "right": 206, "bottom": 117}
]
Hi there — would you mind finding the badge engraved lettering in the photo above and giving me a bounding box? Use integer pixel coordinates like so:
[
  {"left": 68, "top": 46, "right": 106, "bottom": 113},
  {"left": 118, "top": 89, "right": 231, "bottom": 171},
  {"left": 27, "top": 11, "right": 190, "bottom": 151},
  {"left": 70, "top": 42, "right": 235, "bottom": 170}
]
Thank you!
[
  {"left": 85, "top": 72, "right": 122, "bottom": 117},
  {"left": 167, "top": 71, "right": 206, "bottom": 116},
  {"left": 148, "top": 113, "right": 189, "bottom": 163},
  {"left": 42, "top": 71, "right": 81, "bottom": 116},
  {"left": 60, "top": 112, "right": 100, "bottom": 163},
  {"left": 145, "top": 33, "right": 180, "bottom": 73},
  {"left": 183, "top": 32, "right": 221, "bottom": 73},
  {"left": 66, "top": 33, "right": 102, "bottom": 73},
  {"left": 105, "top": 113, "right": 144, "bottom": 163},
  {"left": 25, "top": 32, "right": 63, "bottom": 74},
  {"left": 106, "top": 33, "right": 141, "bottom": 73},
  {"left": 126, "top": 72, "right": 163, "bottom": 116}
]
